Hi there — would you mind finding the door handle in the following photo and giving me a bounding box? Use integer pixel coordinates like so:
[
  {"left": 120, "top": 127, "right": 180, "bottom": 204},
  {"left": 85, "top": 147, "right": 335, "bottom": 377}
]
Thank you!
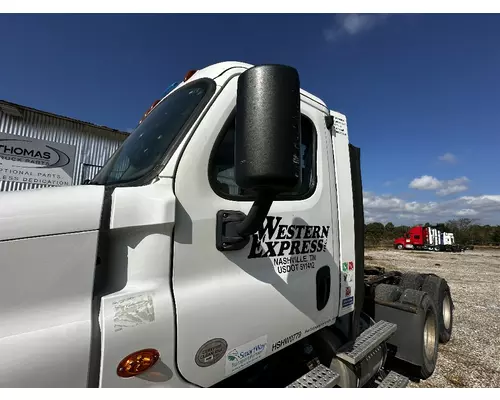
[{"left": 316, "top": 266, "right": 331, "bottom": 311}]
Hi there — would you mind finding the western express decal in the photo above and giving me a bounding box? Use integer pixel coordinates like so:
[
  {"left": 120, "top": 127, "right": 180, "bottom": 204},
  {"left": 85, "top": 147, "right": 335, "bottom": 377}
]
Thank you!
[{"left": 248, "top": 216, "right": 331, "bottom": 275}]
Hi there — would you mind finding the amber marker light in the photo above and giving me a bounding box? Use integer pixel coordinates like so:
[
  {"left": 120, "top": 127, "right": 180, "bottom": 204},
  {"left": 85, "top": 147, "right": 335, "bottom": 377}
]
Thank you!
[
  {"left": 184, "top": 69, "right": 197, "bottom": 82},
  {"left": 117, "top": 349, "right": 160, "bottom": 378}
]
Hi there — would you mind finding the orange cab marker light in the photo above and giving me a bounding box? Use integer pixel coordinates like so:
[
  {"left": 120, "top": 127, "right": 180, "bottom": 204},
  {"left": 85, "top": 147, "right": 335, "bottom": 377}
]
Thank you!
[
  {"left": 117, "top": 349, "right": 160, "bottom": 378},
  {"left": 184, "top": 69, "right": 197, "bottom": 82},
  {"left": 139, "top": 99, "right": 160, "bottom": 124}
]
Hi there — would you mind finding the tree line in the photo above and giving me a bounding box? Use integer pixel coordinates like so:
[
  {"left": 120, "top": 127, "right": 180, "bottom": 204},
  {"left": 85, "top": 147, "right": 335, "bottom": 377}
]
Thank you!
[{"left": 364, "top": 218, "right": 500, "bottom": 247}]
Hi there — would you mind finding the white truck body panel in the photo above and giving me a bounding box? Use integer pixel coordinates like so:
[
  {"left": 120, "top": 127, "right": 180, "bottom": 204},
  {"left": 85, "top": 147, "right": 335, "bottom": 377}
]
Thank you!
[
  {"left": 0, "top": 185, "right": 105, "bottom": 387},
  {"left": 0, "top": 185, "right": 104, "bottom": 241},
  {"left": 97, "top": 179, "right": 193, "bottom": 388}
]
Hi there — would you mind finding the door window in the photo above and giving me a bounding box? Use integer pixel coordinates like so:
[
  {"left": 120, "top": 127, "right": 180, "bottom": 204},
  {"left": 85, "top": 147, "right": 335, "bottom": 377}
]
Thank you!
[{"left": 209, "top": 114, "right": 317, "bottom": 201}]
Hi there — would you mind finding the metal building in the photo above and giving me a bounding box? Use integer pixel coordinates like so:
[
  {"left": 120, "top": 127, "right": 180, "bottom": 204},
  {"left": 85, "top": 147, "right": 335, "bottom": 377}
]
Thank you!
[{"left": 0, "top": 100, "right": 128, "bottom": 192}]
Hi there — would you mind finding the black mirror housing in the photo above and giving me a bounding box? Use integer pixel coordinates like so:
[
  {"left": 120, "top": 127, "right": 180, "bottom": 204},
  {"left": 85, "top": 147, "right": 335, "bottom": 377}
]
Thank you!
[
  {"left": 235, "top": 64, "right": 302, "bottom": 194},
  {"left": 216, "top": 64, "right": 303, "bottom": 251}
]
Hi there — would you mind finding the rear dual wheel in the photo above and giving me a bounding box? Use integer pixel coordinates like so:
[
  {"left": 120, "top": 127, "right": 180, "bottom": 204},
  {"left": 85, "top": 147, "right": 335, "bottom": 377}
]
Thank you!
[
  {"left": 419, "top": 293, "right": 439, "bottom": 379},
  {"left": 380, "top": 288, "right": 439, "bottom": 380},
  {"left": 398, "top": 272, "right": 454, "bottom": 344},
  {"left": 422, "top": 275, "right": 453, "bottom": 344}
]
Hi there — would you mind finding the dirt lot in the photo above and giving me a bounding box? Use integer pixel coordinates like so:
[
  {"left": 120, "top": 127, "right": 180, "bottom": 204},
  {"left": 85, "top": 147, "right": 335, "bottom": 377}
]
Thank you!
[{"left": 365, "top": 248, "right": 500, "bottom": 388}]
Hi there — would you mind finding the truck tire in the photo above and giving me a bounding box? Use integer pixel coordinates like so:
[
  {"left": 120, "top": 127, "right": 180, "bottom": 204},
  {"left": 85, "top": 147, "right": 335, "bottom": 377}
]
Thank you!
[
  {"left": 421, "top": 275, "right": 453, "bottom": 344},
  {"left": 399, "top": 272, "right": 424, "bottom": 291},
  {"left": 375, "top": 284, "right": 403, "bottom": 302},
  {"left": 396, "top": 244, "right": 404, "bottom": 250},
  {"left": 399, "top": 289, "right": 439, "bottom": 380}
]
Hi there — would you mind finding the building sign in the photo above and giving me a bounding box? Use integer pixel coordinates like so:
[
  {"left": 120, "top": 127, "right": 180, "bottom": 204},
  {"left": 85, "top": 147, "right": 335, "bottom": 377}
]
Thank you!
[{"left": 0, "top": 132, "right": 77, "bottom": 186}]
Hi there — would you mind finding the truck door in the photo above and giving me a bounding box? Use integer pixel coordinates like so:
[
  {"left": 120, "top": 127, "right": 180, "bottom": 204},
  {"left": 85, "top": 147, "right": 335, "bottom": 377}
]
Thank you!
[{"left": 172, "top": 75, "right": 339, "bottom": 387}]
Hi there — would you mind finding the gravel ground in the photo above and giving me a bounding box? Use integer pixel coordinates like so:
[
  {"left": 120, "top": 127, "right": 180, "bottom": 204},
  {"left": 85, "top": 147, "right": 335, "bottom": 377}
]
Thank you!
[{"left": 365, "top": 248, "right": 500, "bottom": 388}]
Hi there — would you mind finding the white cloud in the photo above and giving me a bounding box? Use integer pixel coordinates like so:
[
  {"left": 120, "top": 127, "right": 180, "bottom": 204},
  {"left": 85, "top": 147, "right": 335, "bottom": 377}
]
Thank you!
[
  {"left": 323, "top": 14, "right": 389, "bottom": 42},
  {"left": 455, "top": 209, "right": 478, "bottom": 216},
  {"left": 363, "top": 192, "right": 500, "bottom": 225},
  {"left": 436, "top": 177, "right": 469, "bottom": 196},
  {"left": 409, "top": 175, "right": 442, "bottom": 190},
  {"left": 438, "top": 152, "right": 457, "bottom": 164},
  {"left": 460, "top": 195, "right": 500, "bottom": 213},
  {"left": 409, "top": 175, "right": 469, "bottom": 196}
]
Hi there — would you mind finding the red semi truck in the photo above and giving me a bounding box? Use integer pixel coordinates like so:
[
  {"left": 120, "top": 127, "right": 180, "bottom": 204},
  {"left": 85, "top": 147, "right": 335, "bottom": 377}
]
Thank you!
[{"left": 394, "top": 226, "right": 466, "bottom": 252}]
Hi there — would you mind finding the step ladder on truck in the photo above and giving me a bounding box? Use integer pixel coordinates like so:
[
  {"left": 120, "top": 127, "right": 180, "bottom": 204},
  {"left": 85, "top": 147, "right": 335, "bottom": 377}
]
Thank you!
[{"left": 0, "top": 62, "right": 454, "bottom": 388}]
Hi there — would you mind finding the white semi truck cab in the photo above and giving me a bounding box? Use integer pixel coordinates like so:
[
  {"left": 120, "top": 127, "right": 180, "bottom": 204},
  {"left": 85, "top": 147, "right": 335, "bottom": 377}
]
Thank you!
[{"left": 0, "top": 62, "right": 454, "bottom": 388}]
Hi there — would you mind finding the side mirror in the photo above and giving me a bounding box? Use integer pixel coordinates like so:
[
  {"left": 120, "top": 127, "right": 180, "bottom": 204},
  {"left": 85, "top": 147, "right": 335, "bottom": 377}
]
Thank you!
[
  {"left": 235, "top": 64, "right": 302, "bottom": 193},
  {"left": 216, "top": 64, "right": 302, "bottom": 252}
]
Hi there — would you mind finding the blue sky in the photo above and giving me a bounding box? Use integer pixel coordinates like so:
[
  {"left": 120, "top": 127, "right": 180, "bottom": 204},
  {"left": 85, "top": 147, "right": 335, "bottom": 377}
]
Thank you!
[{"left": 1, "top": 14, "right": 499, "bottom": 225}]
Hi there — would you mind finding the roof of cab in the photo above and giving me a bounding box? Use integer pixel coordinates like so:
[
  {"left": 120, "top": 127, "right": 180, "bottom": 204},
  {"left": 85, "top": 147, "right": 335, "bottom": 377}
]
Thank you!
[{"left": 190, "top": 61, "right": 328, "bottom": 110}]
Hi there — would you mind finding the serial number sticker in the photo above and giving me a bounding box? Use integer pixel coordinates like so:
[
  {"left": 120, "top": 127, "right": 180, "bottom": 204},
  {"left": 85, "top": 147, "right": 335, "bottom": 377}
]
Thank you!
[{"left": 271, "top": 331, "right": 302, "bottom": 352}]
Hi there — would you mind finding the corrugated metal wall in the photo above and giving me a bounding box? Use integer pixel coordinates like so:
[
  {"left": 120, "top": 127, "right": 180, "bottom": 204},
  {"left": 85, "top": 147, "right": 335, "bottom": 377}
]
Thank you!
[{"left": 0, "top": 103, "right": 127, "bottom": 192}]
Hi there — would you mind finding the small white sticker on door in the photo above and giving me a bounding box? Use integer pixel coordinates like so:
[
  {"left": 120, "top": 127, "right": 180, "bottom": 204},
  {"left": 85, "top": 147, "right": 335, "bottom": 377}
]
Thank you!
[
  {"left": 225, "top": 335, "right": 268, "bottom": 376},
  {"left": 112, "top": 293, "right": 155, "bottom": 332}
]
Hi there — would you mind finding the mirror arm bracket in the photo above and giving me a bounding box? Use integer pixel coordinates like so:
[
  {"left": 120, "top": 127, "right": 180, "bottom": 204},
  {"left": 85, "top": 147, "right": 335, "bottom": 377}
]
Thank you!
[{"left": 216, "top": 191, "right": 274, "bottom": 252}]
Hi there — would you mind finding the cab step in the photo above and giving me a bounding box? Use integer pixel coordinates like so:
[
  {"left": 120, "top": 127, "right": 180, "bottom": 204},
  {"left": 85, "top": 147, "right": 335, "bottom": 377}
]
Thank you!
[
  {"left": 286, "top": 364, "right": 340, "bottom": 388},
  {"left": 377, "top": 371, "right": 409, "bottom": 388},
  {"left": 336, "top": 320, "right": 397, "bottom": 365}
]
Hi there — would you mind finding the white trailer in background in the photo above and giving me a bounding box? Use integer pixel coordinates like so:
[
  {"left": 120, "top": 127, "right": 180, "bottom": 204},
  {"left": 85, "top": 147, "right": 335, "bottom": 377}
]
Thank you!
[{"left": 395, "top": 226, "right": 464, "bottom": 252}]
